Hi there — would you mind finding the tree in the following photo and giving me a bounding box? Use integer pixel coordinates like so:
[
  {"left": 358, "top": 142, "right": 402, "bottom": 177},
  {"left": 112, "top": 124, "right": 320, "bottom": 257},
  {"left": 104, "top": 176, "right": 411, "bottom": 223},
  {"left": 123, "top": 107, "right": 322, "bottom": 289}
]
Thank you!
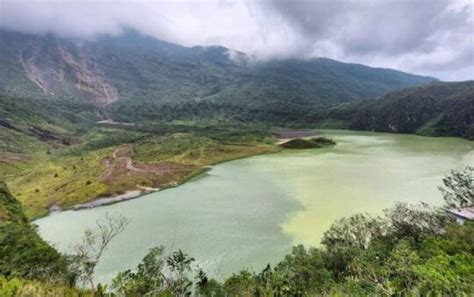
[
  {"left": 223, "top": 270, "right": 256, "bottom": 297},
  {"left": 195, "top": 270, "right": 224, "bottom": 296},
  {"left": 272, "top": 245, "right": 333, "bottom": 295},
  {"left": 386, "top": 240, "right": 420, "bottom": 291},
  {"left": 166, "top": 249, "right": 195, "bottom": 295},
  {"left": 322, "top": 214, "right": 385, "bottom": 251},
  {"left": 111, "top": 247, "right": 196, "bottom": 296},
  {"left": 384, "top": 202, "right": 451, "bottom": 243},
  {"left": 414, "top": 222, "right": 474, "bottom": 295},
  {"left": 111, "top": 246, "right": 166, "bottom": 295},
  {"left": 439, "top": 166, "right": 473, "bottom": 209},
  {"left": 321, "top": 214, "right": 385, "bottom": 279},
  {"left": 71, "top": 212, "right": 129, "bottom": 292}
]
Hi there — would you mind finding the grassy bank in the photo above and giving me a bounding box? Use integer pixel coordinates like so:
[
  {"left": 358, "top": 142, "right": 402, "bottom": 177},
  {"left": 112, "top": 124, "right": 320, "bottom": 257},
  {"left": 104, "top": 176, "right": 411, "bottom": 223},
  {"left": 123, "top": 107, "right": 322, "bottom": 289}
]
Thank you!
[{"left": 0, "top": 125, "right": 279, "bottom": 218}]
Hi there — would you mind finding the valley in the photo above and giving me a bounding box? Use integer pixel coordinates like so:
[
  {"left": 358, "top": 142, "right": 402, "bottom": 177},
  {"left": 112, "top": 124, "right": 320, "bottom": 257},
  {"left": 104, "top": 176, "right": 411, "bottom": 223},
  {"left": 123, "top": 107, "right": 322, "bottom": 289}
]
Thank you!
[
  {"left": 0, "top": 23, "right": 473, "bottom": 296},
  {"left": 35, "top": 130, "right": 473, "bottom": 285}
]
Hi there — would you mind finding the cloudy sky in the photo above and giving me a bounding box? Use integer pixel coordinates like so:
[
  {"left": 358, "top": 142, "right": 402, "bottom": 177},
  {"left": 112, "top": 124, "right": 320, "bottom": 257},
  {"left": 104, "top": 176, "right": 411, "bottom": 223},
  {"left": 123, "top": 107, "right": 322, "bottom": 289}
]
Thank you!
[{"left": 1, "top": 0, "right": 473, "bottom": 81}]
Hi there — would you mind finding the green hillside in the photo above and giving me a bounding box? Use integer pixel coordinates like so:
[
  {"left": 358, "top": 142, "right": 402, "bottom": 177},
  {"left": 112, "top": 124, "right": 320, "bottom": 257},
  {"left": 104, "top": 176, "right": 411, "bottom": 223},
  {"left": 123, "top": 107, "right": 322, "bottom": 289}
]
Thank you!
[
  {"left": 0, "top": 182, "right": 68, "bottom": 280},
  {"left": 0, "top": 94, "right": 103, "bottom": 154},
  {"left": 0, "top": 29, "right": 436, "bottom": 125},
  {"left": 329, "top": 81, "right": 474, "bottom": 139}
]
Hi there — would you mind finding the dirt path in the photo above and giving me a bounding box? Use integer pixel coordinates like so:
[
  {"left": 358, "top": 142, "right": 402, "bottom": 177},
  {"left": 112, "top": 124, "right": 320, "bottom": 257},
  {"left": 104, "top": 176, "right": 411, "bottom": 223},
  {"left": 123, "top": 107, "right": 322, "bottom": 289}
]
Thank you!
[
  {"left": 125, "top": 157, "right": 147, "bottom": 173},
  {"left": 100, "top": 146, "right": 178, "bottom": 181},
  {"left": 101, "top": 159, "right": 114, "bottom": 180},
  {"left": 100, "top": 147, "right": 124, "bottom": 180}
]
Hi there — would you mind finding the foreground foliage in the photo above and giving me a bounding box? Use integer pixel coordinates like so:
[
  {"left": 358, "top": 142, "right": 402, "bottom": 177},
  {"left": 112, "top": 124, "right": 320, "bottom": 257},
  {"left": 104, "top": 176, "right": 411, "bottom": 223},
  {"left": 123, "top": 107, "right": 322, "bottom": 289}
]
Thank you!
[
  {"left": 0, "top": 168, "right": 472, "bottom": 296},
  {"left": 0, "top": 276, "right": 90, "bottom": 297},
  {"left": 0, "top": 182, "right": 68, "bottom": 281},
  {"left": 439, "top": 166, "right": 473, "bottom": 208},
  {"left": 108, "top": 204, "right": 472, "bottom": 296},
  {"left": 108, "top": 167, "right": 474, "bottom": 295}
]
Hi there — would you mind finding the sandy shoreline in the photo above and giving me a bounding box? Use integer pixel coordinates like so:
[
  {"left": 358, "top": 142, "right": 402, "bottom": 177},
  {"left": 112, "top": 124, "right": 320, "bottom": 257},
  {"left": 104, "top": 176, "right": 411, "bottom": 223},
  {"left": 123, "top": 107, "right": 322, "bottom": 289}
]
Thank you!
[
  {"left": 72, "top": 190, "right": 144, "bottom": 210},
  {"left": 48, "top": 187, "right": 160, "bottom": 213}
]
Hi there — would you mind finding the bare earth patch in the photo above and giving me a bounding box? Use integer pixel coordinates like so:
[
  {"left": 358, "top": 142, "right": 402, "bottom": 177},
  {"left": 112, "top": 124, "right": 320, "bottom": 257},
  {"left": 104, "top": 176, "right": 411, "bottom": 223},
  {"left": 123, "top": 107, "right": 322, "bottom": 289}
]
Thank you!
[
  {"left": 100, "top": 145, "right": 196, "bottom": 187},
  {"left": 0, "top": 152, "right": 30, "bottom": 165}
]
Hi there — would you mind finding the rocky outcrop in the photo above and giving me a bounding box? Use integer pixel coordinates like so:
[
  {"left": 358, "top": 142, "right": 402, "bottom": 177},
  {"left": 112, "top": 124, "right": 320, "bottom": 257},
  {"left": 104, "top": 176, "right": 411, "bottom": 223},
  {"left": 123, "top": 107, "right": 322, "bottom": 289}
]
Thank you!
[{"left": 19, "top": 38, "right": 119, "bottom": 105}]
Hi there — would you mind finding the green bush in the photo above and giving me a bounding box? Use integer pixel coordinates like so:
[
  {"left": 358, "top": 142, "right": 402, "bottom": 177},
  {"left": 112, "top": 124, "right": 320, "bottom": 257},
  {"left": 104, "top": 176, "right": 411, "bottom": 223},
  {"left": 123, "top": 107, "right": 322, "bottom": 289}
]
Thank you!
[{"left": 280, "top": 137, "right": 336, "bottom": 149}]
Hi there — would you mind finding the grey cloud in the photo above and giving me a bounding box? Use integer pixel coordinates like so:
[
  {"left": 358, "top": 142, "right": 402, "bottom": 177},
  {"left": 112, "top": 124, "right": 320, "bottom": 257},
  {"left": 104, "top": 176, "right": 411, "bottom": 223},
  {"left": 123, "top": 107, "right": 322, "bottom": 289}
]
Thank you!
[
  {"left": 261, "top": 0, "right": 473, "bottom": 80},
  {"left": 0, "top": 0, "right": 472, "bottom": 81},
  {"left": 264, "top": 0, "right": 470, "bottom": 55}
]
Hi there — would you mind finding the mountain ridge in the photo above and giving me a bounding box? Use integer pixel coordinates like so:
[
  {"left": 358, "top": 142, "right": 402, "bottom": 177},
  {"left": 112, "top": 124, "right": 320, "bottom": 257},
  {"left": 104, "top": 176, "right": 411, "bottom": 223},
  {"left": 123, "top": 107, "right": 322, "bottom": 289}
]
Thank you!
[
  {"left": 0, "top": 29, "right": 436, "bottom": 109},
  {"left": 328, "top": 81, "right": 474, "bottom": 139},
  {"left": 3, "top": 29, "right": 471, "bottom": 142}
]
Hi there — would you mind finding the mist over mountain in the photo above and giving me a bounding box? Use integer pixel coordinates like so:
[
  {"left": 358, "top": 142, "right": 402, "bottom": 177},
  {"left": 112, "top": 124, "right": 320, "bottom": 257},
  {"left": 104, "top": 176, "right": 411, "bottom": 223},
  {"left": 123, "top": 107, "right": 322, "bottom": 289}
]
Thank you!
[
  {"left": 0, "top": 29, "right": 437, "bottom": 123},
  {"left": 1, "top": 0, "right": 472, "bottom": 81},
  {"left": 2, "top": 28, "right": 474, "bottom": 141}
]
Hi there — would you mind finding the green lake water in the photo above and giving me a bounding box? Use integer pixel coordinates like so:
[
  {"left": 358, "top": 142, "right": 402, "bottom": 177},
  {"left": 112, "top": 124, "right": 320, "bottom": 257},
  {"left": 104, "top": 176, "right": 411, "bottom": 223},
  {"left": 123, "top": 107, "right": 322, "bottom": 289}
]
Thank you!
[{"left": 35, "top": 130, "right": 474, "bottom": 284}]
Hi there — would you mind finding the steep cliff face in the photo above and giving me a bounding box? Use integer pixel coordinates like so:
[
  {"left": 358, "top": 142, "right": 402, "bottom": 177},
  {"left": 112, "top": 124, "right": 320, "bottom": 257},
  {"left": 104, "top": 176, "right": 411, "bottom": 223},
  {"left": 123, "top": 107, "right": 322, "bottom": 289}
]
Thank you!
[
  {"left": 1, "top": 30, "right": 119, "bottom": 104},
  {"left": 18, "top": 36, "right": 119, "bottom": 105}
]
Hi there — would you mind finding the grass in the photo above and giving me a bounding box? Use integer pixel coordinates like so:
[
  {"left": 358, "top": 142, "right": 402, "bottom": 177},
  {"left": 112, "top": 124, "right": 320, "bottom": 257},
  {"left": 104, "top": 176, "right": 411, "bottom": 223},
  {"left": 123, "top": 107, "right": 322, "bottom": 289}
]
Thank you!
[
  {"left": 1, "top": 125, "right": 280, "bottom": 218},
  {"left": 134, "top": 133, "right": 278, "bottom": 166},
  {"left": 0, "top": 276, "right": 91, "bottom": 297},
  {"left": 0, "top": 128, "right": 49, "bottom": 154},
  {"left": 1, "top": 149, "right": 111, "bottom": 217}
]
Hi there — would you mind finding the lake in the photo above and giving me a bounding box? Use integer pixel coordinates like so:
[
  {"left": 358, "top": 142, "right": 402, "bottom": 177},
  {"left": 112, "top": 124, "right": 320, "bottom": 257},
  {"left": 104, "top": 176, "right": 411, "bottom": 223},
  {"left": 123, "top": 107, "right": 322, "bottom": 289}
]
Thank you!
[{"left": 36, "top": 130, "right": 474, "bottom": 284}]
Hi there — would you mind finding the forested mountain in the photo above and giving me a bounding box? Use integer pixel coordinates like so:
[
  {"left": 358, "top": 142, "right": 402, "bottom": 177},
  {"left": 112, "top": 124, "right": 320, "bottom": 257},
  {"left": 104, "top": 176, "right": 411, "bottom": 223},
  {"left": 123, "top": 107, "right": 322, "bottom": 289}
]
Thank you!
[
  {"left": 0, "top": 29, "right": 436, "bottom": 124},
  {"left": 2, "top": 29, "right": 472, "bottom": 140},
  {"left": 329, "top": 81, "right": 474, "bottom": 139}
]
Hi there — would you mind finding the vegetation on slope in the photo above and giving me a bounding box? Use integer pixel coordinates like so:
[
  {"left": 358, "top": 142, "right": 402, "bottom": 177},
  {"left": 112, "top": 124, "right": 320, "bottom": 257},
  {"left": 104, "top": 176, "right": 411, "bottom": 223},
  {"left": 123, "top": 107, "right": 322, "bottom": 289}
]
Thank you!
[
  {"left": 0, "top": 87, "right": 282, "bottom": 219},
  {"left": 280, "top": 137, "right": 336, "bottom": 149},
  {"left": 0, "top": 182, "right": 68, "bottom": 281},
  {"left": 0, "top": 182, "right": 89, "bottom": 296},
  {"left": 0, "top": 94, "right": 102, "bottom": 154},
  {"left": 1, "top": 122, "right": 278, "bottom": 218},
  {"left": 329, "top": 81, "right": 474, "bottom": 139},
  {"left": 1, "top": 29, "right": 435, "bottom": 126}
]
